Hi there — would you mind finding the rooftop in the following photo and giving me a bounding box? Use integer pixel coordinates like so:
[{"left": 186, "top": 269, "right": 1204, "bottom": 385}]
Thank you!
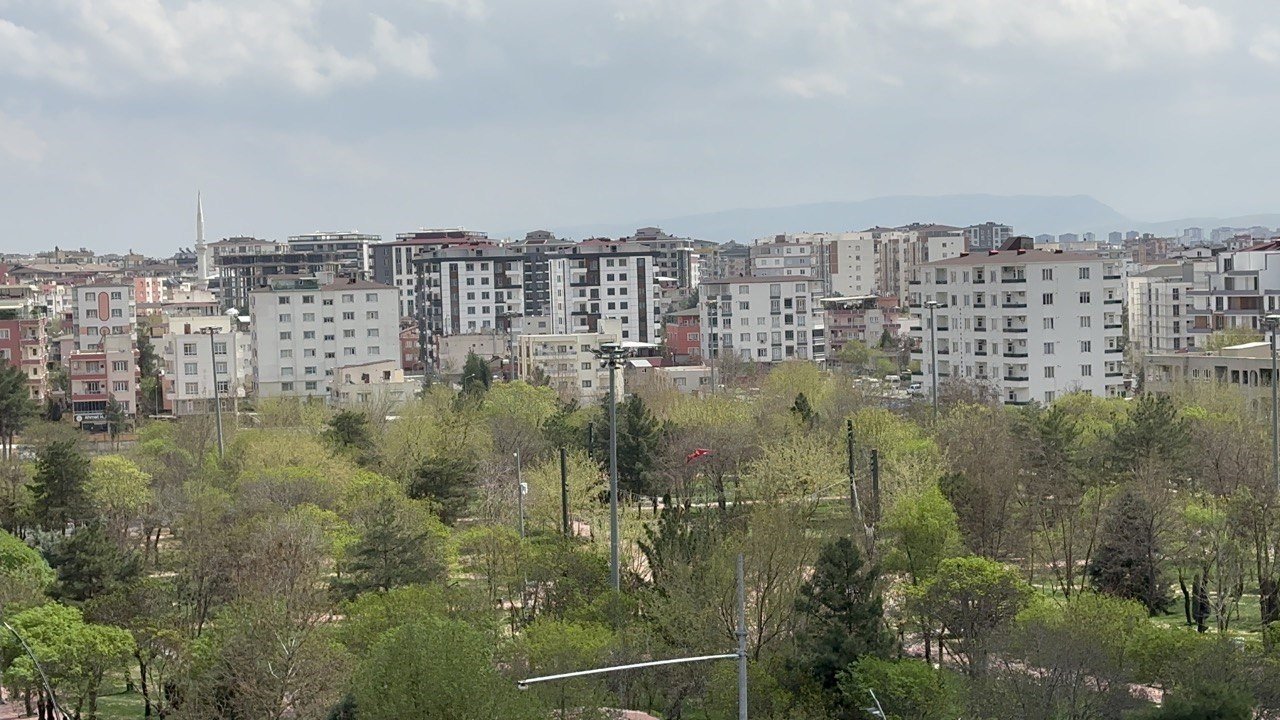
[{"left": 926, "top": 249, "right": 1103, "bottom": 266}]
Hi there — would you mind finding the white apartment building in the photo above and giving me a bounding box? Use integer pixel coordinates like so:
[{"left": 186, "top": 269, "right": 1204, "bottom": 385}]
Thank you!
[
  {"left": 159, "top": 316, "right": 252, "bottom": 416},
  {"left": 1126, "top": 261, "right": 1210, "bottom": 355},
  {"left": 250, "top": 275, "right": 400, "bottom": 399},
  {"left": 371, "top": 229, "right": 491, "bottom": 318},
  {"left": 749, "top": 235, "right": 829, "bottom": 287},
  {"left": 910, "top": 249, "right": 1126, "bottom": 405},
  {"left": 73, "top": 283, "right": 135, "bottom": 350},
  {"left": 516, "top": 319, "right": 624, "bottom": 404},
  {"left": 1188, "top": 241, "right": 1280, "bottom": 338},
  {"left": 546, "top": 240, "right": 661, "bottom": 344},
  {"left": 629, "top": 227, "right": 708, "bottom": 290},
  {"left": 330, "top": 359, "right": 417, "bottom": 408},
  {"left": 700, "top": 277, "right": 826, "bottom": 364},
  {"left": 826, "top": 232, "right": 880, "bottom": 297}
]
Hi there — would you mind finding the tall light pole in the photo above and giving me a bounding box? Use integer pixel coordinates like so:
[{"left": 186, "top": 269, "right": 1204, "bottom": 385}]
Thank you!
[
  {"left": 593, "top": 342, "right": 630, "bottom": 592},
  {"left": 1267, "top": 315, "right": 1280, "bottom": 493},
  {"left": 925, "top": 300, "right": 940, "bottom": 422},
  {"left": 201, "top": 326, "right": 225, "bottom": 459},
  {"left": 514, "top": 450, "right": 525, "bottom": 539}
]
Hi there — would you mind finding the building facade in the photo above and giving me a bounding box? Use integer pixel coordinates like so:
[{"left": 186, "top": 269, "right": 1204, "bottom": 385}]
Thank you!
[
  {"left": 700, "top": 277, "right": 826, "bottom": 364},
  {"left": 910, "top": 249, "right": 1126, "bottom": 405},
  {"left": 158, "top": 316, "right": 251, "bottom": 416},
  {"left": 1126, "top": 262, "right": 1208, "bottom": 354},
  {"left": 249, "top": 276, "right": 400, "bottom": 399},
  {"left": 287, "top": 232, "right": 380, "bottom": 277},
  {"left": 72, "top": 283, "right": 135, "bottom": 350},
  {"left": 516, "top": 320, "right": 623, "bottom": 404},
  {"left": 371, "top": 229, "right": 490, "bottom": 318},
  {"left": 1188, "top": 242, "right": 1280, "bottom": 338}
]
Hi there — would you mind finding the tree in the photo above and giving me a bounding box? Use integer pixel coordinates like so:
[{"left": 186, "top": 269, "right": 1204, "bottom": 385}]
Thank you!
[
  {"left": 596, "top": 393, "right": 662, "bottom": 497},
  {"left": 1110, "top": 394, "right": 1190, "bottom": 478},
  {"left": 517, "top": 618, "right": 616, "bottom": 719},
  {"left": 47, "top": 523, "right": 142, "bottom": 603},
  {"left": 334, "top": 493, "right": 446, "bottom": 599},
  {"left": 0, "top": 527, "right": 54, "bottom": 613},
  {"left": 880, "top": 483, "right": 963, "bottom": 663},
  {"left": 31, "top": 440, "right": 91, "bottom": 530},
  {"left": 352, "top": 618, "right": 539, "bottom": 720},
  {"left": 323, "top": 410, "right": 375, "bottom": 465},
  {"left": 839, "top": 657, "right": 961, "bottom": 720},
  {"left": 910, "top": 556, "right": 1032, "bottom": 676},
  {"left": 0, "top": 358, "right": 38, "bottom": 460},
  {"left": 136, "top": 327, "right": 163, "bottom": 416},
  {"left": 461, "top": 352, "right": 492, "bottom": 399},
  {"left": 790, "top": 392, "right": 817, "bottom": 427},
  {"left": 1202, "top": 327, "right": 1263, "bottom": 352},
  {"left": 104, "top": 397, "right": 128, "bottom": 447},
  {"left": 86, "top": 455, "right": 153, "bottom": 546},
  {"left": 1088, "top": 488, "right": 1171, "bottom": 615},
  {"left": 793, "top": 537, "right": 893, "bottom": 690},
  {"left": 407, "top": 455, "right": 477, "bottom": 525}
]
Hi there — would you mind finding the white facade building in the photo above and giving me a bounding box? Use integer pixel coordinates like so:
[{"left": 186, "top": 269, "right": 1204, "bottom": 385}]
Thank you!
[
  {"left": 371, "top": 229, "right": 491, "bottom": 318},
  {"left": 546, "top": 240, "right": 661, "bottom": 344},
  {"left": 700, "top": 277, "right": 826, "bottom": 364},
  {"left": 1188, "top": 241, "right": 1280, "bottom": 338},
  {"left": 911, "top": 249, "right": 1126, "bottom": 405},
  {"left": 73, "top": 283, "right": 135, "bottom": 350},
  {"left": 1126, "top": 261, "right": 1210, "bottom": 355},
  {"left": 159, "top": 315, "right": 252, "bottom": 416},
  {"left": 250, "top": 275, "right": 400, "bottom": 399},
  {"left": 516, "top": 319, "right": 623, "bottom": 404}
]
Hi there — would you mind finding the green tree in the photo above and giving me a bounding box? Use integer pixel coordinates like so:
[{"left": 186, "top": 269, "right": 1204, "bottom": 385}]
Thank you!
[
  {"left": 47, "top": 523, "right": 142, "bottom": 603},
  {"left": 790, "top": 392, "right": 817, "bottom": 427},
  {"left": 910, "top": 556, "right": 1033, "bottom": 677},
  {"left": 334, "top": 493, "right": 446, "bottom": 599},
  {"left": 407, "top": 455, "right": 477, "bottom": 525},
  {"left": 352, "top": 618, "right": 539, "bottom": 720},
  {"left": 1202, "top": 327, "right": 1263, "bottom": 352},
  {"left": 596, "top": 393, "right": 662, "bottom": 497},
  {"left": 136, "top": 327, "right": 163, "bottom": 416},
  {"left": 0, "top": 358, "right": 38, "bottom": 460},
  {"left": 104, "top": 397, "right": 128, "bottom": 446},
  {"left": 1110, "top": 394, "right": 1190, "bottom": 477},
  {"left": 794, "top": 537, "right": 893, "bottom": 691},
  {"left": 86, "top": 455, "right": 153, "bottom": 546},
  {"left": 880, "top": 483, "right": 963, "bottom": 664},
  {"left": 1088, "top": 488, "right": 1171, "bottom": 615},
  {"left": 323, "top": 410, "right": 375, "bottom": 465},
  {"left": 461, "top": 352, "right": 493, "bottom": 399},
  {"left": 517, "top": 618, "right": 616, "bottom": 719},
  {"left": 839, "top": 657, "right": 961, "bottom": 720},
  {"left": 0, "top": 528, "right": 54, "bottom": 613},
  {"left": 31, "top": 440, "right": 92, "bottom": 530}
]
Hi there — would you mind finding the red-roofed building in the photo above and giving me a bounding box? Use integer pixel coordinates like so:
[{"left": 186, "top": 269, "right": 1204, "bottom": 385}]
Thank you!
[{"left": 664, "top": 308, "right": 701, "bottom": 364}]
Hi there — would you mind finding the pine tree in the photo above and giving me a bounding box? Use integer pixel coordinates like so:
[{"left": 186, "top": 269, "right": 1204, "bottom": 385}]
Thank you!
[
  {"left": 32, "top": 440, "right": 92, "bottom": 530},
  {"left": 324, "top": 410, "right": 375, "bottom": 465},
  {"left": 1088, "top": 489, "right": 1171, "bottom": 615},
  {"left": 596, "top": 394, "right": 662, "bottom": 496},
  {"left": 794, "top": 536, "right": 893, "bottom": 690},
  {"left": 336, "top": 495, "right": 444, "bottom": 599},
  {"left": 0, "top": 358, "right": 38, "bottom": 460},
  {"left": 48, "top": 522, "right": 142, "bottom": 602},
  {"left": 790, "top": 392, "right": 817, "bottom": 427},
  {"left": 1110, "top": 394, "right": 1189, "bottom": 476},
  {"left": 461, "top": 352, "right": 492, "bottom": 399}
]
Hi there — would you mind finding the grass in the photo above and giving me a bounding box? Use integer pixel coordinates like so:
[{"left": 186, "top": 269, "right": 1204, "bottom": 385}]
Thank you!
[{"left": 85, "top": 676, "right": 146, "bottom": 720}]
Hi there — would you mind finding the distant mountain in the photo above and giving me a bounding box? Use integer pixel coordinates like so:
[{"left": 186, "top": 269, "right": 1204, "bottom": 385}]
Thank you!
[{"left": 542, "top": 194, "right": 1134, "bottom": 242}]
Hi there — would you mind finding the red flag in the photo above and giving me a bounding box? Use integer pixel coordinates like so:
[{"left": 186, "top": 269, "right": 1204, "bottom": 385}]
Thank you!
[{"left": 685, "top": 448, "right": 713, "bottom": 464}]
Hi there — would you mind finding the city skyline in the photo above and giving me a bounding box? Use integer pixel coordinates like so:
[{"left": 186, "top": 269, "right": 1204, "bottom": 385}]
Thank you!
[{"left": 4, "top": 1, "right": 1280, "bottom": 254}]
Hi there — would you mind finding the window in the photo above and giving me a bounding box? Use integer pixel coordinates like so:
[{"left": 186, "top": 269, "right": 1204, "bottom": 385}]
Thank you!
[
  {"left": 1080, "top": 341, "right": 1092, "bottom": 352},
  {"left": 1081, "top": 364, "right": 1093, "bottom": 376},
  {"left": 1079, "top": 316, "right": 1091, "bottom": 328},
  {"left": 322, "top": 299, "right": 333, "bottom": 306},
  {"left": 184, "top": 382, "right": 199, "bottom": 394},
  {"left": 366, "top": 293, "right": 378, "bottom": 302},
  {"left": 184, "top": 362, "right": 198, "bottom": 375},
  {"left": 84, "top": 292, "right": 95, "bottom": 301},
  {"left": 1044, "top": 367, "right": 1055, "bottom": 378},
  {"left": 367, "top": 328, "right": 380, "bottom": 337},
  {"left": 214, "top": 362, "right": 228, "bottom": 374},
  {"left": 85, "top": 309, "right": 98, "bottom": 319},
  {"left": 323, "top": 317, "right": 334, "bottom": 323},
  {"left": 305, "top": 366, "right": 317, "bottom": 375},
  {"left": 342, "top": 294, "right": 354, "bottom": 303},
  {"left": 279, "top": 331, "right": 291, "bottom": 340},
  {"left": 111, "top": 309, "right": 122, "bottom": 318},
  {"left": 280, "top": 349, "right": 293, "bottom": 358},
  {"left": 367, "top": 346, "right": 381, "bottom": 355},
  {"left": 112, "top": 360, "right": 127, "bottom": 371},
  {"left": 213, "top": 341, "right": 227, "bottom": 355},
  {"left": 1042, "top": 293, "right": 1054, "bottom": 305},
  {"left": 183, "top": 343, "right": 198, "bottom": 356},
  {"left": 281, "top": 382, "right": 294, "bottom": 391},
  {"left": 304, "top": 348, "right": 316, "bottom": 357},
  {"left": 302, "top": 312, "right": 315, "bottom": 322},
  {"left": 305, "top": 381, "right": 317, "bottom": 391},
  {"left": 302, "top": 295, "right": 315, "bottom": 304},
  {"left": 1042, "top": 268, "right": 1054, "bottom": 281},
  {"left": 303, "top": 330, "right": 316, "bottom": 339},
  {"left": 343, "top": 312, "right": 355, "bottom": 320},
  {"left": 366, "top": 311, "right": 379, "bottom": 320},
  {"left": 110, "top": 291, "right": 122, "bottom": 300},
  {"left": 1079, "top": 267, "right": 1091, "bottom": 279},
  {"left": 581, "top": 379, "right": 593, "bottom": 388},
  {"left": 1043, "top": 318, "right": 1054, "bottom": 330},
  {"left": 1044, "top": 342, "right": 1055, "bottom": 354},
  {"left": 344, "top": 347, "right": 356, "bottom": 356},
  {"left": 278, "top": 296, "right": 290, "bottom": 304},
  {"left": 1079, "top": 292, "right": 1091, "bottom": 303}
]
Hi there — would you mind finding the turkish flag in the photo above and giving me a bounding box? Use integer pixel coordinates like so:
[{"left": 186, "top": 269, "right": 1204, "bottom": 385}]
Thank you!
[{"left": 685, "top": 448, "right": 713, "bottom": 464}]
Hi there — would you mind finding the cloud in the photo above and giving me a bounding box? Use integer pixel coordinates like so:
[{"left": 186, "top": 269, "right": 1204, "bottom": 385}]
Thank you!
[
  {"left": 0, "top": 1, "right": 442, "bottom": 95},
  {"left": 0, "top": 111, "right": 47, "bottom": 163},
  {"left": 371, "top": 15, "right": 437, "bottom": 79},
  {"left": 1250, "top": 27, "right": 1280, "bottom": 65}
]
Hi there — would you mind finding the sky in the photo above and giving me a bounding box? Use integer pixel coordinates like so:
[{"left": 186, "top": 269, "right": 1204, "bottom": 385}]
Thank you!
[{"left": 1, "top": 0, "right": 1278, "bottom": 255}]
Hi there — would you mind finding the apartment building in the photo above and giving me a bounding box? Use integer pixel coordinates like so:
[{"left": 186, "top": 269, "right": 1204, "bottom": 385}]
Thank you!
[
  {"left": 287, "top": 232, "right": 380, "bottom": 277},
  {"left": 0, "top": 286, "right": 49, "bottom": 400},
  {"left": 628, "top": 227, "right": 709, "bottom": 289},
  {"left": 826, "top": 232, "right": 880, "bottom": 297},
  {"left": 216, "top": 250, "right": 345, "bottom": 311},
  {"left": 663, "top": 308, "right": 702, "bottom": 364},
  {"left": 371, "top": 229, "right": 490, "bottom": 318},
  {"left": 250, "top": 275, "right": 400, "bottom": 399},
  {"left": 965, "top": 222, "right": 1014, "bottom": 252},
  {"left": 1188, "top": 241, "right": 1280, "bottom": 338},
  {"left": 73, "top": 283, "right": 135, "bottom": 350},
  {"left": 820, "top": 295, "right": 902, "bottom": 354},
  {"left": 516, "top": 319, "right": 624, "bottom": 404},
  {"left": 1144, "top": 341, "right": 1272, "bottom": 410},
  {"left": 700, "top": 277, "right": 826, "bottom": 363},
  {"left": 133, "top": 276, "right": 166, "bottom": 305},
  {"left": 702, "top": 241, "right": 750, "bottom": 280},
  {"left": 749, "top": 235, "right": 830, "bottom": 289},
  {"left": 68, "top": 333, "right": 138, "bottom": 421},
  {"left": 412, "top": 242, "right": 523, "bottom": 372},
  {"left": 512, "top": 231, "right": 575, "bottom": 318},
  {"left": 910, "top": 248, "right": 1126, "bottom": 405},
  {"left": 1126, "top": 261, "right": 1210, "bottom": 354},
  {"left": 546, "top": 239, "right": 660, "bottom": 343},
  {"left": 158, "top": 315, "right": 251, "bottom": 416},
  {"left": 330, "top": 359, "right": 417, "bottom": 408}
]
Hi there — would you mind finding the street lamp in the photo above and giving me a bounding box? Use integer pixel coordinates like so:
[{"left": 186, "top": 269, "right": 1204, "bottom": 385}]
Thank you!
[
  {"left": 592, "top": 341, "right": 631, "bottom": 592},
  {"left": 513, "top": 450, "right": 526, "bottom": 539},
  {"left": 924, "top": 300, "right": 940, "bottom": 422},
  {"left": 1266, "top": 315, "right": 1280, "bottom": 493},
  {"left": 200, "top": 326, "right": 225, "bottom": 460}
]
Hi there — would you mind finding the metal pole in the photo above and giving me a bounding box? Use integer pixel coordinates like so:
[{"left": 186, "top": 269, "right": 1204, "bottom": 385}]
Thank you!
[
  {"left": 928, "top": 303, "right": 938, "bottom": 422},
  {"left": 209, "top": 330, "right": 224, "bottom": 459},
  {"left": 587, "top": 421, "right": 595, "bottom": 460},
  {"left": 517, "top": 653, "right": 739, "bottom": 688},
  {"left": 870, "top": 449, "right": 881, "bottom": 523},
  {"left": 868, "top": 688, "right": 887, "bottom": 719},
  {"left": 846, "top": 419, "right": 862, "bottom": 525},
  {"left": 560, "top": 446, "right": 570, "bottom": 538},
  {"left": 1271, "top": 323, "right": 1278, "bottom": 493},
  {"left": 736, "top": 553, "right": 748, "bottom": 720},
  {"left": 3, "top": 621, "right": 68, "bottom": 720},
  {"left": 609, "top": 357, "right": 620, "bottom": 591},
  {"left": 515, "top": 450, "right": 525, "bottom": 539}
]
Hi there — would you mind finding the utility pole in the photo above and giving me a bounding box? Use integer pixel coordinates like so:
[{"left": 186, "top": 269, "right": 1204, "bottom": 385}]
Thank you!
[
  {"left": 514, "top": 450, "right": 525, "bottom": 539},
  {"left": 870, "top": 448, "right": 881, "bottom": 523},
  {"left": 593, "top": 343, "right": 629, "bottom": 592},
  {"left": 736, "top": 553, "right": 749, "bottom": 720},
  {"left": 203, "top": 327, "right": 225, "bottom": 459},
  {"left": 846, "top": 418, "right": 864, "bottom": 529},
  {"left": 1268, "top": 316, "right": 1280, "bottom": 494},
  {"left": 560, "top": 446, "right": 570, "bottom": 537},
  {"left": 925, "top": 300, "right": 940, "bottom": 423}
]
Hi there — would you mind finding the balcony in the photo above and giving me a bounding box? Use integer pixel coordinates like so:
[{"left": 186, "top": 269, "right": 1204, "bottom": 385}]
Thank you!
[
  {"left": 1002, "top": 327, "right": 1028, "bottom": 333},
  {"left": 1002, "top": 303, "right": 1028, "bottom": 309},
  {"left": 1003, "top": 375, "right": 1030, "bottom": 382},
  {"left": 1104, "top": 323, "right": 1122, "bottom": 329},
  {"left": 1004, "top": 351, "right": 1029, "bottom": 358},
  {"left": 1104, "top": 298, "right": 1122, "bottom": 305},
  {"left": 975, "top": 350, "right": 988, "bottom": 356},
  {"left": 1105, "top": 371, "right": 1124, "bottom": 377},
  {"left": 974, "top": 326, "right": 988, "bottom": 332},
  {"left": 1105, "top": 348, "right": 1123, "bottom": 354},
  {"left": 1001, "top": 277, "right": 1027, "bottom": 284},
  {"left": 1104, "top": 274, "right": 1122, "bottom": 280}
]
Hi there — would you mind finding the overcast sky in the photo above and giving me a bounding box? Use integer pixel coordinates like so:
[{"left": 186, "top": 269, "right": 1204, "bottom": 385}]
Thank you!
[{"left": 1, "top": 0, "right": 1277, "bottom": 255}]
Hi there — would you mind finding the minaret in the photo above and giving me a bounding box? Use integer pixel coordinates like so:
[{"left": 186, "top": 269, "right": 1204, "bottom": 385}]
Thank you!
[{"left": 196, "top": 192, "right": 210, "bottom": 281}]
